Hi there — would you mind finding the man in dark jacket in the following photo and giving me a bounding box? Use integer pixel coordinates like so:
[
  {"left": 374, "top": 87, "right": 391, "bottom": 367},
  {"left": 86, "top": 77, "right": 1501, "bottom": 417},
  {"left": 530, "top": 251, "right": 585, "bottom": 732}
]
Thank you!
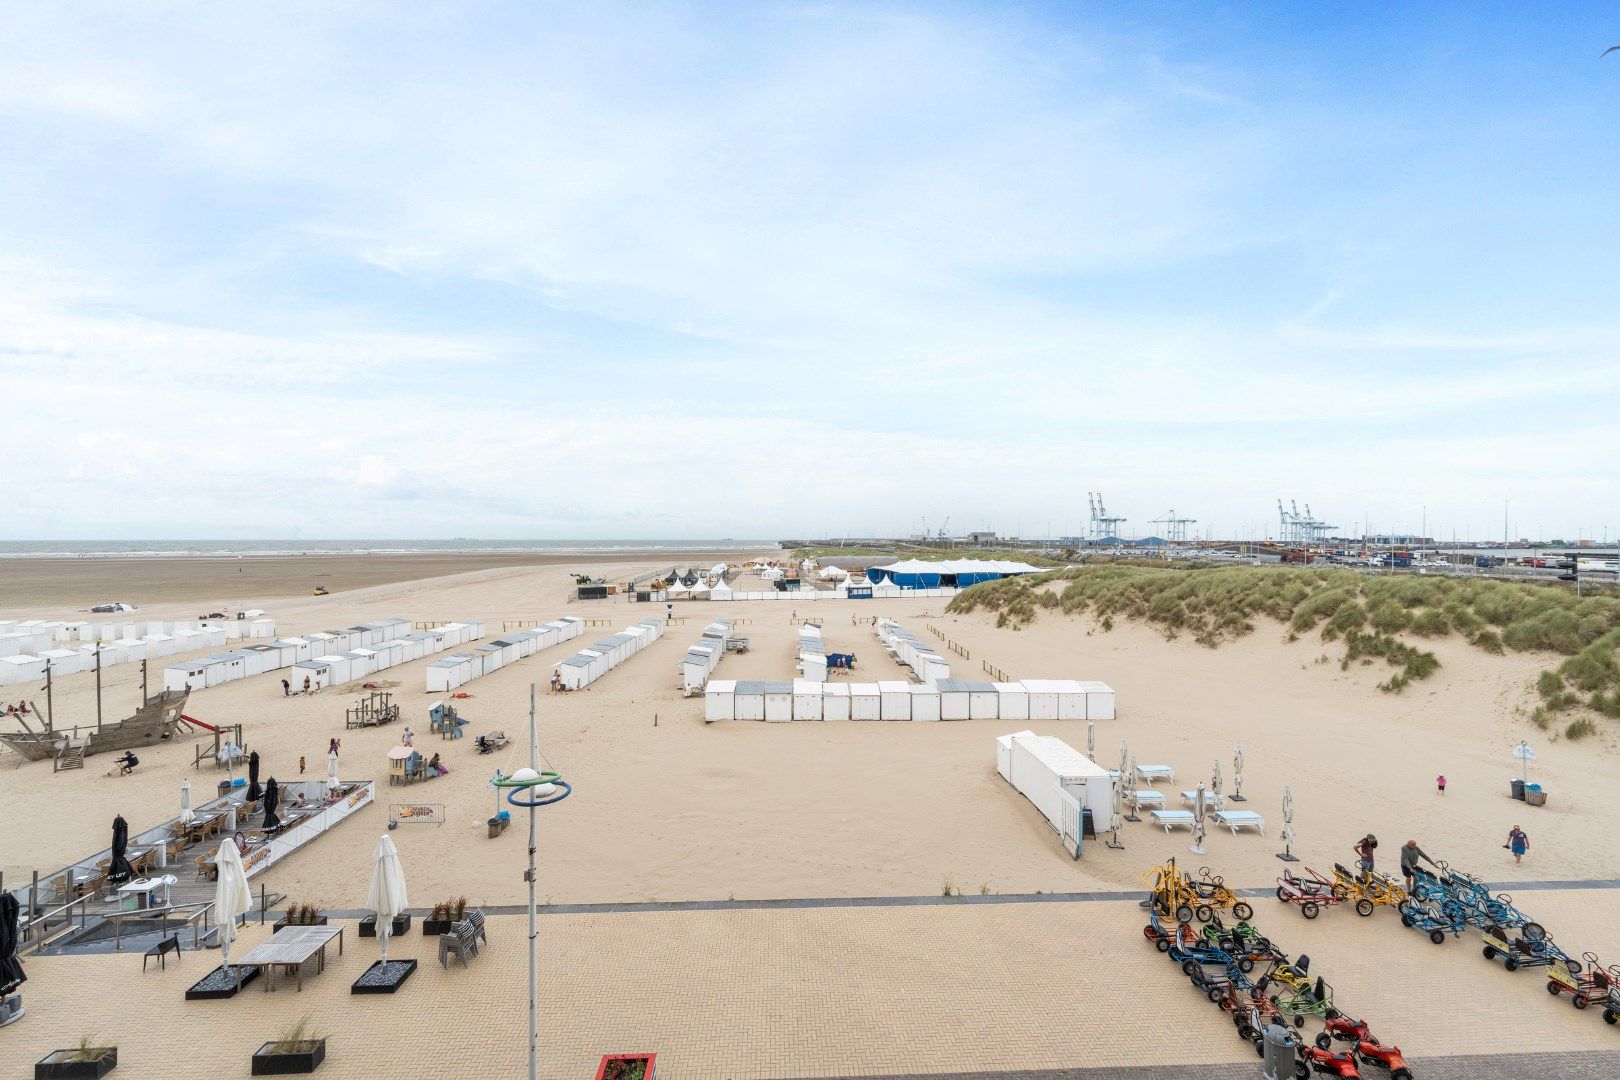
[{"left": 1399, "top": 839, "right": 1436, "bottom": 888}]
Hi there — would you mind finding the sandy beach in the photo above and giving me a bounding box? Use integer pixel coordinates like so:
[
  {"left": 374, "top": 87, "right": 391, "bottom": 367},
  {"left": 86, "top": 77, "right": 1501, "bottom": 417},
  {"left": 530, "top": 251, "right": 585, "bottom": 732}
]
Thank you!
[{"left": 5, "top": 556, "right": 1615, "bottom": 912}]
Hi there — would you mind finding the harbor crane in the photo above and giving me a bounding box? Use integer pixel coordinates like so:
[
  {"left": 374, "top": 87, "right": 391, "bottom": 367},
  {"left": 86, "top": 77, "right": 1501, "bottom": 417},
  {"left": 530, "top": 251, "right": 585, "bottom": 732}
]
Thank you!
[
  {"left": 1278, "top": 499, "right": 1337, "bottom": 545},
  {"left": 1087, "top": 492, "right": 1128, "bottom": 542},
  {"left": 1149, "top": 510, "right": 1197, "bottom": 544}
]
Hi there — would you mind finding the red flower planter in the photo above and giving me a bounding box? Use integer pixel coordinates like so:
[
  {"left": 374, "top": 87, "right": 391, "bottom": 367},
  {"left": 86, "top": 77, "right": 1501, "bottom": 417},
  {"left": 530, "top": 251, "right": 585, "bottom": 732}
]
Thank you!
[{"left": 594, "top": 1053, "right": 656, "bottom": 1080}]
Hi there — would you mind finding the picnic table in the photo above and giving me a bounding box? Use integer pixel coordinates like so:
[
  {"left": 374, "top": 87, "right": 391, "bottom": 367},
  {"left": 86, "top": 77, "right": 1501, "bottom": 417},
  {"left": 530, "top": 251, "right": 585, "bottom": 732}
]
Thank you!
[{"left": 234, "top": 925, "right": 346, "bottom": 992}]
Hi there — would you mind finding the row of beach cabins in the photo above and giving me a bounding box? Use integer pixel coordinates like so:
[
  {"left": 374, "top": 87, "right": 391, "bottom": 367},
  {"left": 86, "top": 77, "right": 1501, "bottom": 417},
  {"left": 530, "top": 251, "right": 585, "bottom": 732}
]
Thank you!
[
  {"left": 681, "top": 620, "right": 734, "bottom": 693},
  {"left": 0, "top": 617, "right": 278, "bottom": 687},
  {"left": 556, "top": 618, "right": 666, "bottom": 690},
  {"left": 425, "top": 618, "right": 585, "bottom": 692},
  {"left": 703, "top": 678, "right": 1115, "bottom": 722},
  {"left": 164, "top": 619, "right": 486, "bottom": 693}
]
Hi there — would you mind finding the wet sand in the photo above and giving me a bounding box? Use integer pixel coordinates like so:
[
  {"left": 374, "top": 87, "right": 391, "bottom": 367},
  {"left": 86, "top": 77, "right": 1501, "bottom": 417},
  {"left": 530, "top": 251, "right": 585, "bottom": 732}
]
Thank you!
[{"left": 0, "top": 548, "right": 769, "bottom": 612}]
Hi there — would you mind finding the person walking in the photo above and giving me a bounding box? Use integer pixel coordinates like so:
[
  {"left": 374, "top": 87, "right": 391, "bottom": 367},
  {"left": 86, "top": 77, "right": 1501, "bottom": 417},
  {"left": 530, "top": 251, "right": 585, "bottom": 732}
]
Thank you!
[
  {"left": 281, "top": 677, "right": 291, "bottom": 697},
  {"left": 302, "top": 675, "right": 311, "bottom": 695},
  {"left": 298, "top": 755, "right": 306, "bottom": 775},
  {"left": 1399, "top": 839, "right": 1435, "bottom": 889},
  {"left": 1507, "top": 826, "right": 1529, "bottom": 865},
  {"left": 1353, "top": 834, "right": 1379, "bottom": 882},
  {"left": 1436, "top": 774, "right": 1446, "bottom": 795}
]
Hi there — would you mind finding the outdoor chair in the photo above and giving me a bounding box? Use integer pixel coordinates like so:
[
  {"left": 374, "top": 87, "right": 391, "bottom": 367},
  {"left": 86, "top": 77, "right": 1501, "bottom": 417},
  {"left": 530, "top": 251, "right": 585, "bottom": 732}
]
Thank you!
[
  {"left": 193, "top": 854, "right": 210, "bottom": 880},
  {"left": 143, "top": 935, "right": 181, "bottom": 973},
  {"left": 438, "top": 919, "right": 482, "bottom": 969}
]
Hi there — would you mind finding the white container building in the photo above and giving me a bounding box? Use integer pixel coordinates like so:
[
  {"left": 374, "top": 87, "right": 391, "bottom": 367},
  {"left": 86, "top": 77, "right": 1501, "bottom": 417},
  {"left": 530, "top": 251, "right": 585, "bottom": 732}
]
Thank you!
[
  {"left": 995, "top": 683, "right": 1029, "bottom": 721},
  {"left": 935, "top": 678, "right": 972, "bottom": 721},
  {"left": 821, "top": 682, "right": 850, "bottom": 720},
  {"left": 1002, "top": 731, "right": 1115, "bottom": 833},
  {"left": 968, "top": 682, "right": 1000, "bottom": 720},
  {"left": 792, "top": 679, "right": 823, "bottom": 721},
  {"left": 909, "top": 682, "right": 941, "bottom": 721},
  {"left": 733, "top": 680, "right": 767, "bottom": 721},
  {"left": 849, "top": 682, "right": 881, "bottom": 721},
  {"left": 763, "top": 681, "right": 794, "bottom": 722},
  {"left": 879, "top": 681, "right": 911, "bottom": 721},
  {"left": 1080, "top": 680, "right": 1117, "bottom": 720}
]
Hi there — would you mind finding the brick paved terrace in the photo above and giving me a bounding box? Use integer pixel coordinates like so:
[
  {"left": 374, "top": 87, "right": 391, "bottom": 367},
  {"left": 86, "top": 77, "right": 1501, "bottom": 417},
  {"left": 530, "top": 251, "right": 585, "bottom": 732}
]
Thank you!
[{"left": 3, "top": 891, "right": 1618, "bottom": 1078}]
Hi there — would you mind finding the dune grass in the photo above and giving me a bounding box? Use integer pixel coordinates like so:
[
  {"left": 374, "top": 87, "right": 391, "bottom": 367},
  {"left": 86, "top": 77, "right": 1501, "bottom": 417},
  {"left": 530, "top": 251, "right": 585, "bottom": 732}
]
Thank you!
[{"left": 948, "top": 565, "right": 1620, "bottom": 716}]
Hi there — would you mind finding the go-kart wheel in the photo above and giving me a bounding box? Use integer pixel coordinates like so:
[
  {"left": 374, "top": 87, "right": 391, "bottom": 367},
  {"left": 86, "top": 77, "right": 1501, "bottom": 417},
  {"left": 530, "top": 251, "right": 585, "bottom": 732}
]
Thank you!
[
  {"left": 1234, "top": 902, "right": 1254, "bottom": 920},
  {"left": 1293, "top": 1015, "right": 1305, "bottom": 1028},
  {"left": 1566, "top": 958, "right": 1583, "bottom": 974},
  {"left": 1324, "top": 1007, "right": 1340, "bottom": 1020},
  {"left": 1254, "top": 1037, "right": 1266, "bottom": 1058},
  {"left": 1256, "top": 936, "right": 1272, "bottom": 953},
  {"left": 1276, "top": 886, "right": 1290, "bottom": 902},
  {"left": 1429, "top": 930, "right": 1446, "bottom": 944},
  {"left": 1143, "top": 926, "right": 1156, "bottom": 940},
  {"left": 1302, "top": 901, "right": 1320, "bottom": 919},
  {"left": 1181, "top": 960, "right": 1198, "bottom": 976},
  {"left": 1207, "top": 986, "right": 1222, "bottom": 1003},
  {"left": 1482, "top": 945, "right": 1497, "bottom": 960},
  {"left": 1196, "top": 905, "right": 1213, "bottom": 922},
  {"left": 1603, "top": 1008, "right": 1617, "bottom": 1024},
  {"left": 1356, "top": 899, "right": 1374, "bottom": 917},
  {"left": 1315, "top": 1033, "right": 1332, "bottom": 1050},
  {"left": 1237, "top": 1023, "right": 1256, "bottom": 1041},
  {"left": 1293, "top": 1062, "right": 1310, "bottom": 1080},
  {"left": 1156, "top": 938, "right": 1170, "bottom": 952},
  {"left": 1573, "top": 996, "right": 1588, "bottom": 1010},
  {"left": 1547, "top": 981, "right": 1561, "bottom": 996},
  {"left": 1238, "top": 957, "right": 1255, "bottom": 974},
  {"left": 1176, "top": 905, "right": 1194, "bottom": 923},
  {"left": 1504, "top": 957, "right": 1520, "bottom": 972},
  {"left": 1390, "top": 1071, "right": 1412, "bottom": 1080},
  {"left": 1400, "top": 913, "right": 1414, "bottom": 927},
  {"left": 1522, "top": 921, "right": 1546, "bottom": 943}
]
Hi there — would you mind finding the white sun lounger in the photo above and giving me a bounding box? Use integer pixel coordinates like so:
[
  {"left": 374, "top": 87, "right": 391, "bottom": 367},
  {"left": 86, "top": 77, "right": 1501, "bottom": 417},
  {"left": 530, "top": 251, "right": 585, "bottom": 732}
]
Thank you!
[
  {"left": 1213, "top": 810, "right": 1265, "bottom": 836},
  {"left": 1149, "top": 809, "right": 1196, "bottom": 833},
  {"left": 1130, "top": 790, "right": 1166, "bottom": 810},
  {"left": 1181, "top": 790, "right": 1227, "bottom": 809},
  {"left": 1135, "top": 764, "right": 1174, "bottom": 784}
]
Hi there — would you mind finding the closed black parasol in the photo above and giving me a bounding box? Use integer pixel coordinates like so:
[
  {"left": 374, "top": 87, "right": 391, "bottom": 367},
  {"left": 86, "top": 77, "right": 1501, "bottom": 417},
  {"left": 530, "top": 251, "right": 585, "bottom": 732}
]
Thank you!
[
  {"left": 261, "top": 777, "right": 281, "bottom": 831},
  {"left": 108, "top": 815, "right": 134, "bottom": 886},
  {"left": 0, "top": 892, "right": 25, "bottom": 996},
  {"left": 247, "top": 750, "right": 262, "bottom": 801}
]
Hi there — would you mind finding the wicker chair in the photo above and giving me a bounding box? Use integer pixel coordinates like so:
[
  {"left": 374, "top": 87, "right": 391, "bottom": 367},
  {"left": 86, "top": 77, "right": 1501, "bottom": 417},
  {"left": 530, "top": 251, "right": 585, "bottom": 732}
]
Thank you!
[{"left": 193, "top": 854, "right": 210, "bottom": 880}]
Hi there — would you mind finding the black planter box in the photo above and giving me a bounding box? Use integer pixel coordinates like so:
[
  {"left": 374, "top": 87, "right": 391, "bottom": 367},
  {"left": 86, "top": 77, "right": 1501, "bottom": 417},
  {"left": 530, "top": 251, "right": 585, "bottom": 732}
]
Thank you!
[
  {"left": 357, "top": 914, "right": 411, "bottom": 937},
  {"left": 273, "top": 916, "right": 329, "bottom": 932},
  {"left": 35, "top": 1048, "right": 117, "bottom": 1079},
  {"left": 351, "top": 958, "right": 417, "bottom": 994},
  {"left": 251, "top": 1041, "right": 325, "bottom": 1075},
  {"left": 185, "top": 964, "right": 262, "bottom": 1000},
  {"left": 421, "top": 918, "right": 455, "bottom": 936}
]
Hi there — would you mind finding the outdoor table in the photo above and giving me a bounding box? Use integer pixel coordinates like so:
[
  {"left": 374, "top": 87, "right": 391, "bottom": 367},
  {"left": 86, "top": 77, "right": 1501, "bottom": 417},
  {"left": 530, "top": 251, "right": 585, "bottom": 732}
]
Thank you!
[
  {"left": 234, "top": 925, "right": 346, "bottom": 992},
  {"left": 117, "top": 877, "right": 163, "bottom": 911}
]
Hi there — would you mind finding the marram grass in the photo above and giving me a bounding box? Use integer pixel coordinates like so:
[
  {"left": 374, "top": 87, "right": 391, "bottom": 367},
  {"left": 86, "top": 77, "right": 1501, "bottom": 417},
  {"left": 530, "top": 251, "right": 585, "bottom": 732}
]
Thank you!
[{"left": 948, "top": 565, "right": 1620, "bottom": 719}]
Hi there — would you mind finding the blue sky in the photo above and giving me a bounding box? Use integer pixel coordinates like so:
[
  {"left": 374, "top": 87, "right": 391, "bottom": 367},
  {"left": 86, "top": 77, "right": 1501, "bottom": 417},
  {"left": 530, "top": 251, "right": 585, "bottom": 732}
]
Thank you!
[{"left": 2, "top": 2, "right": 1617, "bottom": 541}]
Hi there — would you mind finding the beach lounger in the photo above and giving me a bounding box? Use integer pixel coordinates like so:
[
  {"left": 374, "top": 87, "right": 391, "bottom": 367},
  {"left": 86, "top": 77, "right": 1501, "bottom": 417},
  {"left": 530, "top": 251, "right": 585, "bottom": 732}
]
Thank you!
[
  {"left": 1181, "top": 790, "right": 1226, "bottom": 809},
  {"left": 1135, "top": 764, "right": 1174, "bottom": 784},
  {"left": 1212, "top": 810, "right": 1265, "bottom": 836},
  {"left": 1130, "top": 790, "right": 1166, "bottom": 809},
  {"left": 1149, "top": 810, "right": 1196, "bottom": 834}
]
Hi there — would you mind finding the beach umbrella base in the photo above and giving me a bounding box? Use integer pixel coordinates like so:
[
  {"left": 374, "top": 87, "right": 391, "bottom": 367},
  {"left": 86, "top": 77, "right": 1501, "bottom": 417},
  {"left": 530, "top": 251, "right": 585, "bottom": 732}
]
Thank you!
[
  {"left": 351, "top": 958, "right": 416, "bottom": 994},
  {"left": 0, "top": 995, "right": 22, "bottom": 1027},
  {"left": 185, "top": 964, "right": 261, "bottom": 999}
]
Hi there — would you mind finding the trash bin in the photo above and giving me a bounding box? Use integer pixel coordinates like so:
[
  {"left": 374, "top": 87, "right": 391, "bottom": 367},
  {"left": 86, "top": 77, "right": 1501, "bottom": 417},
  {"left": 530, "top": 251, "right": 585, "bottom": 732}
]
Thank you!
[
  {"left": 1261, "top": 1022, "right": 1298, "bottom": 1080},
  {"left": 488, "top": 816, "right": 502, "bottom": 839},
  {"left": 1525, "top": 787, "right": 1547, "bottom": 807},
  {"left": 1510, "top": 778, "right": 1525, "bottom": 800}
]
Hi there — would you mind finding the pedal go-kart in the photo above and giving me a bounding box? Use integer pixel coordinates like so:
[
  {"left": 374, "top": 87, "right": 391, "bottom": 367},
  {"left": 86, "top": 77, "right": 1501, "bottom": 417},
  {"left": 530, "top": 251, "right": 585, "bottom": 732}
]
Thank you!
[
  {"left": 1294, "top": 1043, "right": 1360, "bottom": 1078},
  {"left": 1480, "top": 923, "right": 1571, "bottom": 973},
  {"left": 1186, "top": 866, "right": 1255, "bottom": 921},
  {"left": 1315, "top": 1016, "right": 1413, "bottom": 1080},
  {"left": 1330, "top": 863, "right": 1408, "bottom": 917},
  {"left": 1277, "top": 868, "right": 1342, "bottom": 919},
  {"left": 1274, "top": 973, "right": 1341, "bottom": 1027},
  {"left": 1144, "top": 857, "right": 1203, "bottom": 923},
  {"left": 1547, "top": 952, "right": 1616, "bottom": 1010},
  {"left": 1605, "top": 969, "right": 1620, "bottom": 1025},
  {"left": 1397, "top": 896, "right": 1468, "bottom": 944},
  {"left": 1142, "top": 909, "right": 1176, "bottom": 952}
]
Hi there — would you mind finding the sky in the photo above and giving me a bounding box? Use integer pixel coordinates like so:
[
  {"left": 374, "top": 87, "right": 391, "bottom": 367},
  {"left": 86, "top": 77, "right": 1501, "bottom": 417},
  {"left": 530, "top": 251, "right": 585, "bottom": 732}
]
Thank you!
[{"left": 1, "top": 1, "right": 1618, "bottom": 542}]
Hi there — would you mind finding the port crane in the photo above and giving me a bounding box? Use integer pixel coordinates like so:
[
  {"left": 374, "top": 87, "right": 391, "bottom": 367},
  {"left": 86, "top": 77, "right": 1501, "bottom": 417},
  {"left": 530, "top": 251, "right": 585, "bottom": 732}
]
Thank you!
[
  {"left": 1087, "top": 492, "right": 1127, "bottom": 542},
  {"left": 1149, "top": 510, "right": 1197, "bottom": 543}
]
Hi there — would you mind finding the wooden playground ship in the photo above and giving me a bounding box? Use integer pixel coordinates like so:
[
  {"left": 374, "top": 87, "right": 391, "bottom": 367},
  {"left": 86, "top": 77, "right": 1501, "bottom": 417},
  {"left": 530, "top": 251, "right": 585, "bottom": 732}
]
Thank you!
[{"left": 0, "top": 689, "right": 200, "bottom": 768}]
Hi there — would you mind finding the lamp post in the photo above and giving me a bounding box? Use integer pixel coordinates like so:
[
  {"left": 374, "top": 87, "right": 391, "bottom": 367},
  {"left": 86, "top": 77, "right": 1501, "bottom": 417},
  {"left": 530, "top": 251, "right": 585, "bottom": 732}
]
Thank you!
[{"left": 492, "top": 686, "right": 573, "bottom": 1080}]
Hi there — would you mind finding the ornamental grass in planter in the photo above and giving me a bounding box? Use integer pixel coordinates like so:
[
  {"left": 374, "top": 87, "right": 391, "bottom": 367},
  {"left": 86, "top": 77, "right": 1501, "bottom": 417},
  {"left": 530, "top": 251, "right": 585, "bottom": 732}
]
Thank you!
[
  {"left": 594, "top": 1052, "right": 655, "bottom": 1080},
  {"left": 36, "top": 1035, "right": 117, "bottom": 1079},
  {"left": 273, "top": 903, "right": 328, "bottom": 931},
  {"left": 422, "top": 896, "right": 468, "bottom": 936},
  {"left": 357, "top": 912, "right": 411, "bottom": 937},
  {"left": 251, "top": 1018, "right": 326, "bottom": 1075}
]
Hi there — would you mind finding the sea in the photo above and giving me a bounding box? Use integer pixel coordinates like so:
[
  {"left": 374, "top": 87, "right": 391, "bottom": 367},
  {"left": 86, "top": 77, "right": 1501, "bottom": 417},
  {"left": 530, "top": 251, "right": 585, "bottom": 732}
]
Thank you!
[{"left": 0, "top": 539, "right": 776, "bottom": 559}]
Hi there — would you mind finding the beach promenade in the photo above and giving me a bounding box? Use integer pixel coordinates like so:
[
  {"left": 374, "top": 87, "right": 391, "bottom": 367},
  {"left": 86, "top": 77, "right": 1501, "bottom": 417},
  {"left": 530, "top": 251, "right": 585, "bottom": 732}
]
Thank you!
[{"left": 6, "top": 889, "right": 1620, "bottom": 1077}]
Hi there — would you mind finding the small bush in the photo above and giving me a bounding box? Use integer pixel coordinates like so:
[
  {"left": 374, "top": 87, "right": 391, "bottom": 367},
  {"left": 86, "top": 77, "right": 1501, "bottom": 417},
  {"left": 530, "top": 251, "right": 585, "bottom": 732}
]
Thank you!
[
  {"left": 1537, "top": 671, "right": 1563, "bottom": 698},
  {"left": 1472, "top": 629, "right": 1504, "bottom": 654},
  {"left": 1565, "top": 717, "right": 1597, "bottom": 741}
]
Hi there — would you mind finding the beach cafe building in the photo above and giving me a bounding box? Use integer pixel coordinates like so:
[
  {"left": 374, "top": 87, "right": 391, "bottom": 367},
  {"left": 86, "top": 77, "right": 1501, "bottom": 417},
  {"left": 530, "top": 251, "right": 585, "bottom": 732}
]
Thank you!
[{"left": 865, "top": 559, "right": 1045, "bottom": 589}]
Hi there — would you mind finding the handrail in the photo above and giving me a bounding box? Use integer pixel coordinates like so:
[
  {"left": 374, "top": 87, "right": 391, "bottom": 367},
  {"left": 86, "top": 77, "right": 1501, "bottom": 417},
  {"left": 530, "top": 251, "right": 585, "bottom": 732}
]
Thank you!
[
  {"left": 18, "top": 892, "right": 97, "bottom": 954},
  {"left": 109, "top": 901, "right": 215, "bottom": 950}
]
